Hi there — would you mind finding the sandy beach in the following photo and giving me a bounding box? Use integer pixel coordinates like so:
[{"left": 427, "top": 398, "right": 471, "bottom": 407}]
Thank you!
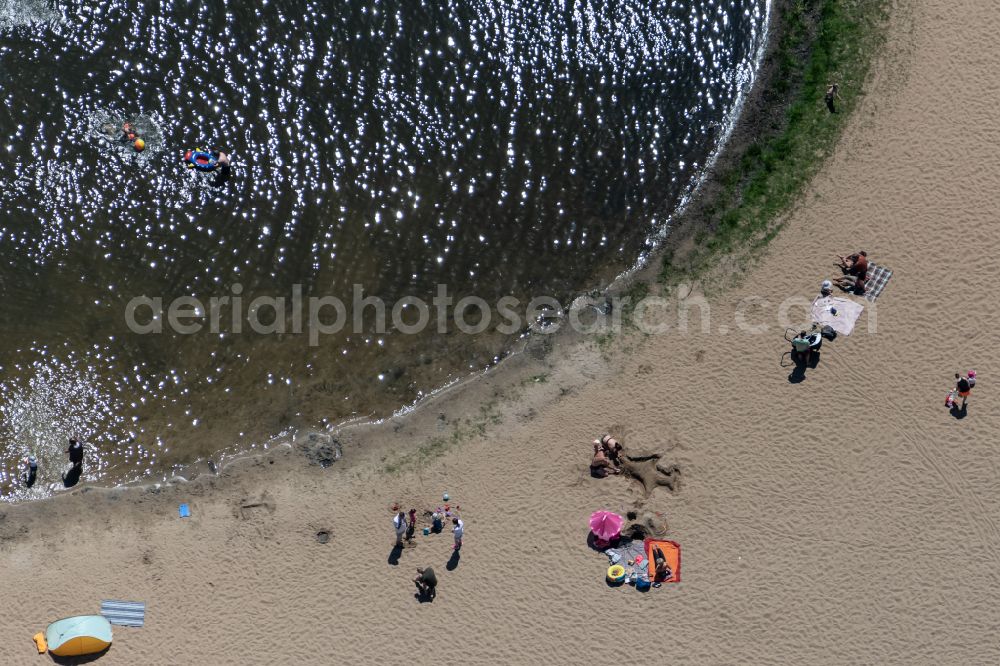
[{"left": 3, "top": 0, "right": 1000, "bottom": 663}]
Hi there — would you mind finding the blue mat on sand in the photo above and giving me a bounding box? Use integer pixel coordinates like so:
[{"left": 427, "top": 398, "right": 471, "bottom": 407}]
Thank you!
[{"left": 101, "top": 600, "right": 146, "bottom": 627}]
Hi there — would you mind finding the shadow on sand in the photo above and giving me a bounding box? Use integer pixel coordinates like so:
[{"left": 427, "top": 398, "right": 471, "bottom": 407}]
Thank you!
[
  {"left": 62, "top": 465, "right": 82, "bottom": 488},
  {"left": 787, "top": 351, "right": 821, "bottom": 384},
  {"left": 51, "top": 647, "right": 111, "bottom": 665}
]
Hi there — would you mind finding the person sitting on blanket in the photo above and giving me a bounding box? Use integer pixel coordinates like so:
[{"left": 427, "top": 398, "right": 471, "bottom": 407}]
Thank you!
[
  {"left": 590, "top": 442, "right": 620, "bottom": 478},
  {"left": 653, "top": 545, "right": 673, "bottom": 582},
  {"left": 837, "top": 250, "right": 868, "bottom": 274},
  {"left": 835, "top": 250, "right": 869, "bottom": 292}
]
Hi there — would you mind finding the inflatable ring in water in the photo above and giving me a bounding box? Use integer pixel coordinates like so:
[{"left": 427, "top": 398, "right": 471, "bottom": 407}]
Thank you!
[
  {"left": 184, "top": 148, "right": 218, "bottom": 172},
  {"left": 607, "top": 564, "right": 626, "bottom": 583}
]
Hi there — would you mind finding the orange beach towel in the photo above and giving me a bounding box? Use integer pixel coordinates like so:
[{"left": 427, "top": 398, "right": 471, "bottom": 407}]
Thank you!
[{"left": 644, "top": 538, "right": 681, "bottom": 583}]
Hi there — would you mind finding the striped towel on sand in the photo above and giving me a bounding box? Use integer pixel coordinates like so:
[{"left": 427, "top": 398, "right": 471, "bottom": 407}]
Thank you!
[
  {"left": 101, "top": 600, "right": 146, "bottom": 627},
  {"left": 864, "top": 263, "right": 892, "bottom": 302}
]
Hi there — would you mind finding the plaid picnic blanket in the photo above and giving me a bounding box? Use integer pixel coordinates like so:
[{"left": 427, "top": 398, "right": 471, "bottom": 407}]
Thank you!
[{"left": 864, "top": 262, "right": 892, "bottom": 302}]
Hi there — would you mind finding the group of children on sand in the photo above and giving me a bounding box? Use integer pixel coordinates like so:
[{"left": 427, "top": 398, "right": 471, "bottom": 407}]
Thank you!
[{"left": 392, "top": 507, "right": 464, "bottom": 602}]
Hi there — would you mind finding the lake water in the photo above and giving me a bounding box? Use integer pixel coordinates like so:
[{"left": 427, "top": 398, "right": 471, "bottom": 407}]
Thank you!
[{"left": 0, "top": 0, "right": 768, "bottom": 497}]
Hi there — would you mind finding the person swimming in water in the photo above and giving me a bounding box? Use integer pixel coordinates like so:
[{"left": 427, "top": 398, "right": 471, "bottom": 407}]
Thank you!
[
  {"left": 211, "top": 149, "right": 231, "bottom": 186},
  {"left": 121, "top": 122, "right": 138, "bottom": 143}
]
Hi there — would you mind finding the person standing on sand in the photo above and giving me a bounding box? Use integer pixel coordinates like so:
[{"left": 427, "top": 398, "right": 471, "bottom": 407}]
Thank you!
[
  {"left": 394, "top": 511, "right": 407, "bottom": 546},
  {"left": 406, "top": 509, "right": 417, "bottom": 541},
  {"left": 67, "top": 439, "right": 83, "bottom": 469},
  {"left": 825, "top": 83, "right": 840, "bottom": 113},
  {"left": 954, "top": 373, "right": 972, "bottom": 408},
  {"left": 452, "top": 517, "right": 464, "bottom": 550}
]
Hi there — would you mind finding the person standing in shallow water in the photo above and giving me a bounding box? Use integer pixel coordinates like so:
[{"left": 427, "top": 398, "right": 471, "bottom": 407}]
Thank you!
[
  {"left": 825, "top": 83, "right": 840, "bottom": 113},
  {"left": 67, "top": 439, "right": 83, "bottom": 469},
  {"left": 21, "top": 456, "right": 37, "bottom": 488}
]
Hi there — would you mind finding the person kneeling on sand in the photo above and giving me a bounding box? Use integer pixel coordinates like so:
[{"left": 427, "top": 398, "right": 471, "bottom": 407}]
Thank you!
[
  {"left": 414, "top": 567, "right": 437, "bottom": 599},
  {"left": 590, "top": 442, "right": 620, "bottom": 478},
  {"left": 596, "top": 434, "right": 623, "bottom": 465}
]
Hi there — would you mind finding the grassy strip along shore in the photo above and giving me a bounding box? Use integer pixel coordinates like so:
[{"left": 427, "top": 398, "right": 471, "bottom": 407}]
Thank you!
[{"left": 659, "top": 0, "right": 891, "bottom": 285}]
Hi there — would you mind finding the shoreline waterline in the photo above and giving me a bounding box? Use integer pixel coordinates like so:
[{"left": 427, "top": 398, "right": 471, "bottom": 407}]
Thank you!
[
  {"left": 0, "top": 0, "right": 769, "bottom": 493},
  {"left": 4, "top": 1, "right": 786, "bottom": 502}
]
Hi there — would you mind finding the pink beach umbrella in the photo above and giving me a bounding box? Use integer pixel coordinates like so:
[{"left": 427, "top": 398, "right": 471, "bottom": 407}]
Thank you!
[{"left": 589, "top": 511, "right": 624, "bottom": 542}]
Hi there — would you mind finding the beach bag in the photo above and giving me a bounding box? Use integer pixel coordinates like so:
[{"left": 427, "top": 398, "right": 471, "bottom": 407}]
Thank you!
[{"left": 820, "top": 325, "right": 837, "bottom": 341}]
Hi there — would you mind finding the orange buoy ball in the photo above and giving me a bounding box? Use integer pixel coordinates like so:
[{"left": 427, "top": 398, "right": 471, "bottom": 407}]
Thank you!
[{"left": 134, "top": 138, "right": 146, "bottom": 152}]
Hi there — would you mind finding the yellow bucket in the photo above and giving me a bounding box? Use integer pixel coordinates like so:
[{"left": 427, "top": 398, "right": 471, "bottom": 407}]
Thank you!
[{"left": 607, "top": 564, "right": 626, "bottom": 583}]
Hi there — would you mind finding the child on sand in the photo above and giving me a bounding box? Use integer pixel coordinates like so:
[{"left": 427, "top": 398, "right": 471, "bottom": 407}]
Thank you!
[
  {"left": 452, "top": 517, "right": 464, "bottom": 550},
  {"left": 590, "top": 443, "right": 620, "bottom": 478},
  {"left": 596, "top": 435, "right": 623, "bottom": 465},
  {"left": 406, "top": 509, "right": 417, "bottom": 541}
]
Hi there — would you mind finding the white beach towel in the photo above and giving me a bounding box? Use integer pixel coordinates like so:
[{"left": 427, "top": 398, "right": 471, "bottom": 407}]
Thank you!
[{"left": 811, "top": 296, "right": 864, "bottom": 336}]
